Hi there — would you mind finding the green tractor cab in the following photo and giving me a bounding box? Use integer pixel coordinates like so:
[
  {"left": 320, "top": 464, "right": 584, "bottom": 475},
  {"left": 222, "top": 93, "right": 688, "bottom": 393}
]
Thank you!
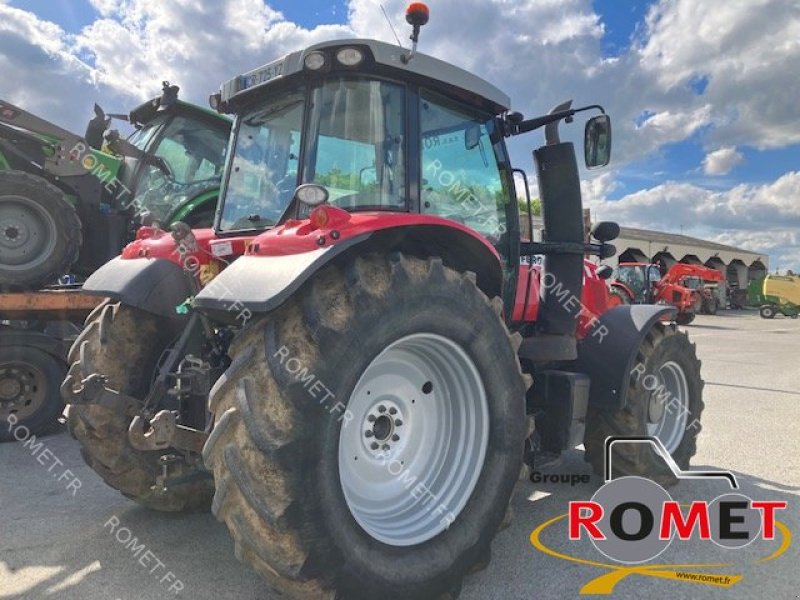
[{"left": 0, "top": 82, "right": 231, "bottom": 289}]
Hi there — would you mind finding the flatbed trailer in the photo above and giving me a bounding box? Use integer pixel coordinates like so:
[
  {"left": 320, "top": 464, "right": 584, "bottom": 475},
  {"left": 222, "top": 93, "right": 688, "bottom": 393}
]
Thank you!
[{"left": 1, "top": 287, "right": 106, "bottom": 441}]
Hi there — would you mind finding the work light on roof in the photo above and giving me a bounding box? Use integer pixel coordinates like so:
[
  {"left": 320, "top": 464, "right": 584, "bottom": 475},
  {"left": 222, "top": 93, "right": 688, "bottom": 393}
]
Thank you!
[
  {"left": 304, "top": 51, "right": 326, "bottom": 71},
  {"left": 336, "top": 47, "right": 364, "bottom": 67}
]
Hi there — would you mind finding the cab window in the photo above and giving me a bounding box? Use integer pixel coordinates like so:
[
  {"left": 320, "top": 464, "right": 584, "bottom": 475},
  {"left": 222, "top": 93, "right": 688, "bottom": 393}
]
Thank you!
[
  {"left": 419, "top": 92, "right": 507, "bottom": 241},
  {"left": 305, "top": 78, "right": 406, "bottom": 210}
]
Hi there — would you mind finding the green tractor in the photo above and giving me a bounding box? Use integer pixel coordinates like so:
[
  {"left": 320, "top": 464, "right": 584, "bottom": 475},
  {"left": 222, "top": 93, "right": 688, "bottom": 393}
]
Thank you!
[{"left": 0, "top": 82, "right": 231, "bottom": 290}]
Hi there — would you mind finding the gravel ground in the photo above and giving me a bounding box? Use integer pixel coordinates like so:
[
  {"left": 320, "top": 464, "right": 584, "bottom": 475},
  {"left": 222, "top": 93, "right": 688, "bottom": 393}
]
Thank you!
[{"left": 1, "top": 309, "right": 798, "bottom": 600}]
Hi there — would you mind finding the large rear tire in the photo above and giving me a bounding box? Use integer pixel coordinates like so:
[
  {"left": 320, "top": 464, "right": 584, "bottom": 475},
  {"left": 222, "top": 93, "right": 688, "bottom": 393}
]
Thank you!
[
  {"left": 584, "top": 323, "right": 704, "bottom": 487},
  {"left": 0, "top": 345, "right": 66, "bottom": 442},
  {"left": 64, "top": 302, "right": 213, "bottom": 511},
  {"left": 203, "top": 254, "right": 529, "bottom": 600},
  {"left": 0, "top": 170, "right": 81, "bottom": 290}
]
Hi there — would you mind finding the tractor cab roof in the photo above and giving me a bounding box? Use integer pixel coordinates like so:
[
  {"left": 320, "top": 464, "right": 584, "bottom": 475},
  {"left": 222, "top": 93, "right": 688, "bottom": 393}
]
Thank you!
[
  {"left": 218, "top": 38, "right": 510, "bottom": 116},
  {"left": 130, "top": 98, "right": 230, "bottom": 129}
]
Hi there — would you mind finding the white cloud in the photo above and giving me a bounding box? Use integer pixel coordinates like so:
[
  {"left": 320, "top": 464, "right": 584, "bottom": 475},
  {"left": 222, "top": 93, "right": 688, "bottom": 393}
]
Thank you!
[
  {"left": 1, "top": 0, "right": 798, "bottom": 269},
  {"left": 636, "top": 0, "right": 800, "bottom": 149},
  {"left": 703, "top": 146, "right": 744, "bottom": 175},
  {"left": 587, "top": 172, "right": 800, "bottom": 269}
]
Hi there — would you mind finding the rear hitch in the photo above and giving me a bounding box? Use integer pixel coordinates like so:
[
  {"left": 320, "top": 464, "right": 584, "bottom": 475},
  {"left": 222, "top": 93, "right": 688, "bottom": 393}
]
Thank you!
[
  {"left": 128, "top": 409, "right": 208, "bottom": 455},
  {"left": 62, "top": 373, "right": 140, "bottom": 417}
]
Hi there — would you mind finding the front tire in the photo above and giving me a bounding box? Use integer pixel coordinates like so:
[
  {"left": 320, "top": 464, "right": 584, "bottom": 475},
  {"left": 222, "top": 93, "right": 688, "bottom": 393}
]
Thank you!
[
  {"left": 0, "top": 170, "right": 81, "bottom": 290},
  {"left": 64, "top": 302, "right": 213, "bottom": 511},
  {"left": 584, "top": 323, "right": 704, "bottom": 487},
  {"left": 0, "top": 345, "right": 66, "bottom": 442},
  {"left": 203, "top": 254, "right": 528, "bottom": 600},
  {"left": 760, "top": 305, "right": 777, "bottom": 319}
]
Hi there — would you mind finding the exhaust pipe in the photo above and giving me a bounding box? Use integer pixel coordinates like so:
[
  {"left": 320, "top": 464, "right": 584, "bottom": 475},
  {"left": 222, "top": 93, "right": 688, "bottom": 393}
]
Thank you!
[{"left": 534, "top": 101, "right": 584, "bottom": 336}]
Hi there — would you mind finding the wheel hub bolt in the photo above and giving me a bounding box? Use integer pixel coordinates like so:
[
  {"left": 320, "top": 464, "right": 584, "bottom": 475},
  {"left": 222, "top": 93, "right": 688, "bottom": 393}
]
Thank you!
[{"left": 362, "top": 400, "right": 405, "bottom": 457}]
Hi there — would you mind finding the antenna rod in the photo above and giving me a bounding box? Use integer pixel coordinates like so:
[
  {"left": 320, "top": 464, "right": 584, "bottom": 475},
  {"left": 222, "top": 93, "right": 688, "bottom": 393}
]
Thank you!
[{"left": 380, "top": 4, "right": 404, "bottom": 49}]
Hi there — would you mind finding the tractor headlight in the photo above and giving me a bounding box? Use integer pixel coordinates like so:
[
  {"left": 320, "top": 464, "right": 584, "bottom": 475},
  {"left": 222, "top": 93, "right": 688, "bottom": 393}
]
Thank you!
[
  {"left": 294, "top": 183, "right": 329, "bottom": 207},
  {"left": 336, "top": 47, "right": 364, "bottom": 67},
  {"left": 304, "top": 51, "right": 326, "bottom": 71}
]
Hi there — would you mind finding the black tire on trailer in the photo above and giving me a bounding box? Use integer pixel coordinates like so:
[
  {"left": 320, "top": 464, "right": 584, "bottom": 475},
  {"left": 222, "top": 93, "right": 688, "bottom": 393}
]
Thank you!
[
  {"left": 63, "top": 302, "right": 213, "bottom": 511},
  {"left": 0, "top": 170, "right": 82, "bottom": 290},
  {"left": 0, "top": 345, "right": 66, "bottom": 442},
  {"left": 202, "top": 253, "right": 529, "bottom": 600},
  {"left": 759, "top": 305, "right": 777, "bottom": 319},
  {"left": 584, "top": 322, "right": 704, "bottom": 487},
  {"left": 675, "top": 312, "right": 695, "bottom": 325}
]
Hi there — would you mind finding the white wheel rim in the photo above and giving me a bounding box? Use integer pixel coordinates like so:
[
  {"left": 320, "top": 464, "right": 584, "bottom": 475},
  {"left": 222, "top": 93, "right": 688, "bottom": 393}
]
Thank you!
[
  {"left": 646, "top": 360, "right": 689, "bottom": 454},
  {"left": 0, "top": 196, "right": 58, "bottom": 270},
  {"left": 338, "top": 333, "right": 489, "bottom": 547}
]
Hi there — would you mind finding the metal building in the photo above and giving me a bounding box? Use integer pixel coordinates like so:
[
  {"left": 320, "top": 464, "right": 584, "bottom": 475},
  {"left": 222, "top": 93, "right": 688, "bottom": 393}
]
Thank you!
[{"left": 610, "top": 227, "right": 768, "bottom": 290}]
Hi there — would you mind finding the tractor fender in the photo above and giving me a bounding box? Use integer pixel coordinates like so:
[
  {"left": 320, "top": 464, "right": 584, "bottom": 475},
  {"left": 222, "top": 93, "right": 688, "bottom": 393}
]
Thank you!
[
  {"left": 572, "top": 304, "right": 676, "bottom": 411},
  {"left": 609, "top": 281, "right": 634, "bottom": 301},
  {"left": 0, "top": 328, "right": 68, "bottom": 362},
  {"left": 82, "top": 256, "right": 193, "bottom": 319},
  {"left": 193, "top": 225, "right": 503, "bottom": 323}
]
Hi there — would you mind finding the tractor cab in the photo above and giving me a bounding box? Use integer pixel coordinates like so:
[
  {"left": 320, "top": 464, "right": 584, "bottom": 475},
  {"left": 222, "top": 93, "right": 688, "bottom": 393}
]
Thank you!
[
  {"left": 205, "top": 31, "right": 614, "bottom": 343},
  {"left": 613, "top": 262, "right": 662, "bottom": 303},
  {"left": 108, "top": 90, "right": 231, "bottom": 228}
]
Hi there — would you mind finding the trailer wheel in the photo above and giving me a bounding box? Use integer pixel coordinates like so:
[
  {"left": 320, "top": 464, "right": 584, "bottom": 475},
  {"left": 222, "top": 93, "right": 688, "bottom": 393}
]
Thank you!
[
  {"left": 0, "top": 170, "right": 81, "bottom": 290},
  {"left": 64, "top": 302, "right": 213, "bottom": 511},
  {"left": 203, "top": 254, "right": 528, "bottom": 600},
  {"left": 584, "top": 322, "right": 703, "bottom": 487},
  {"left": 675, "top": 312, "right": 695, "bottom": 325},
  {"left": 0, "top": 345, "right": 66, "bottom": 442},
  {"left": 759, "top": 305, "right": 776, "bottom": 319}
]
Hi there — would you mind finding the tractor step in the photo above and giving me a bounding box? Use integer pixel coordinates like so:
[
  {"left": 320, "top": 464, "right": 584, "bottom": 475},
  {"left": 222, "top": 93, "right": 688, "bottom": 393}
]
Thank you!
[{"left": 518, "top": 334, "right": 577, "bottom": 362}]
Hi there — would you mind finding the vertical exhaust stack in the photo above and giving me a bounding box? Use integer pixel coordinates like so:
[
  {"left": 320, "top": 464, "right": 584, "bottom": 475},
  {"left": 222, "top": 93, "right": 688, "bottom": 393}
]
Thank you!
[{"left": 534, "top": 101, "right": 584, "bottom": 336}]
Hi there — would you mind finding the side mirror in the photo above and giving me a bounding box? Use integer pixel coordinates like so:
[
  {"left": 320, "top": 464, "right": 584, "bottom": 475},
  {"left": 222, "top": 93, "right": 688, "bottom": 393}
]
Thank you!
[
  {"left": 359, "top": 166, "right": 377, "bottom": 189},
  {"left": 596, "top": 265, "right": 613, "bottom": 280},
  {"left": 465, "top": 123, "right": 481, "bottom": 150},
  {"left": 584, "top": 114, "right": 611, "bottom": 169},
  {"left": 591, "top": 221, "right": 620, "bottom": 243}
]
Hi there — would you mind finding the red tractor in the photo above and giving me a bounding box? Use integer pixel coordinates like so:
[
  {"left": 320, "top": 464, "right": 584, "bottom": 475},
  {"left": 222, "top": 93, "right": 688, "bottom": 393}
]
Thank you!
[
  {"left": 63, "top": 7, "right": 704, "bottom": 599},
  {"left": 608, "top": 262, "right": 722, "bottom": 324},
  {"left": 670, "top": 264, "right": 725, "bottom": 315}
]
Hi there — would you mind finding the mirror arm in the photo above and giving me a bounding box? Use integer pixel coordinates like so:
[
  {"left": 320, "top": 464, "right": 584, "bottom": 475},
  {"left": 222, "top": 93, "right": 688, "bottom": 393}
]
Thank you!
[{"left": 504, "top": 104, "right": 605, "bottom": 138}]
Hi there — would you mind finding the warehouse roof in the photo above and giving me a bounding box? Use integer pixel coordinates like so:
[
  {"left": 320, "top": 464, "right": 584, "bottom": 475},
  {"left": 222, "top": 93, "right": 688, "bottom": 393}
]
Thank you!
[{"left": 618, "top": 226, "right": 763, "bottom": 258}]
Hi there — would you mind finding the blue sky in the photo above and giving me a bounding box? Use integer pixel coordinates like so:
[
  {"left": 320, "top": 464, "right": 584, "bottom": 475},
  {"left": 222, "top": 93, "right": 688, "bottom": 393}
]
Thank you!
[{"left": 2, "top": 0, "right": 799, "bottom": 269}]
